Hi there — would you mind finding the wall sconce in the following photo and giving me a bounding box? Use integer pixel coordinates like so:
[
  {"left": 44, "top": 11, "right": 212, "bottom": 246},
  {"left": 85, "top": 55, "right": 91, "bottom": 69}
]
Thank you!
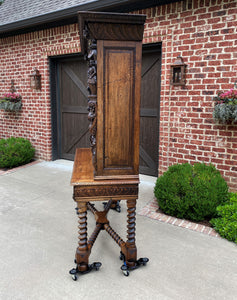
[
  {"left": 30, "top": 68, "right": 41, "bottom": 90},
  {"left": 170, "top": 56, "right": 187, "bottom": 86}
]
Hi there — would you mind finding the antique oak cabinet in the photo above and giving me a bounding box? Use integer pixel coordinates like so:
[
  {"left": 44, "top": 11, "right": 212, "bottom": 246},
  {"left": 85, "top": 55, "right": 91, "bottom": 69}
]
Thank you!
[{"left": 69, "top": 12, "right": 148, "bottom": 280}]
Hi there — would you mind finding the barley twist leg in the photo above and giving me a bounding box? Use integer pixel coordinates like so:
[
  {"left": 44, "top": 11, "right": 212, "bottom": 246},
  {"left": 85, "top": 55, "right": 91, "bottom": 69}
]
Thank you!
[
  {"left": 125, "top": 199, "right": 137, "bottom": 267},
  {"left": 75, "top": 202, "right": 90, "bottom": 272}
]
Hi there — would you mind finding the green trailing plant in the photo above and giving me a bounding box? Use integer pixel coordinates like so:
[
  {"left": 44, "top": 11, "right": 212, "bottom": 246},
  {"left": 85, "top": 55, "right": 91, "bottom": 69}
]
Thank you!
[
  {"left": 210, "top": 193, "right": 237, "bottom": 244},
  {"left": 213, "top": 82, "right": 237, "bottom": 123},
  {"left": 0, "top": 137, "right": 35, "bottom": 169},
  {"left": 0, "top": 100, "right": 22, "bottom": 112},
  {"left": 154, "top": 163, "right": 229, "bottom": 222}
]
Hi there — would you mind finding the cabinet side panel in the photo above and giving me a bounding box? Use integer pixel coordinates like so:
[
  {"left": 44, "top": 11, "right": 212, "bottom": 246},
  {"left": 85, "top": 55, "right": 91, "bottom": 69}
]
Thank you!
[{"left": 97, "top": 40, "right": 141, "bottom": 177}]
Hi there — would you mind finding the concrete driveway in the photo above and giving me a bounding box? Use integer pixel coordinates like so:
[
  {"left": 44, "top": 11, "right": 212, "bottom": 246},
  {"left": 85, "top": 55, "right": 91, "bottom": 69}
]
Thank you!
[{"left": 0, "top": 160, "right": 236, "bottom": 300}]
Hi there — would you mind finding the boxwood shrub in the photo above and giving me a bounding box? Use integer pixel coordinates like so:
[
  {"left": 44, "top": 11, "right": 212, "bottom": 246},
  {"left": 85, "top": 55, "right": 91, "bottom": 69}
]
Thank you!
[
  {"left": 154, "top": 163, "right": 229, "bottom": 222},
  {"left": 210, "top": 193, "right": 237, "bottom": 244},
  {"left": 0, "top": 137, "right": 35, "bottom": 168}
]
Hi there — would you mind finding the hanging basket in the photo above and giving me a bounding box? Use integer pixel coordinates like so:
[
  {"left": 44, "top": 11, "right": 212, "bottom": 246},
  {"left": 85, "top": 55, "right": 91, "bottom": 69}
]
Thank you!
[
  {"left": 0, "top": 100, "right": 22, "bottom": 112},
  {"left": 213, "top": 103, "right": 237, "bottom": 123}
]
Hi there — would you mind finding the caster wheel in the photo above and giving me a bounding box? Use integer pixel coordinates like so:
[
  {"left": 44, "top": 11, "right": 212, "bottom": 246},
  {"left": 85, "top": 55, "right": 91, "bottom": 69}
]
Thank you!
[
  {"left": 142, "top": 258, "right": 149, "bottom": 265},
  {"left": 92, "top": 262, "right": 102, "bottom": 271},
  {"left": 94, "top": 264, "right": 101, "bottom": 271},
  {"left": 116, "top": 206, "right": 121, "bottom": 213},
  {"left": 123, "top": 270, "right": 129, "bottom": 277},
  {"left": 119, "top": 252, "right": 125, "bottom": 261},
  {"left": 138, "top": 257, "right": 149, "bottom": 266},
  {"left": 121, "top": 264, "right": 129, "bottom": 276},
  {"left": 72, "top": 274, "right": 77, "bottom": 281}
]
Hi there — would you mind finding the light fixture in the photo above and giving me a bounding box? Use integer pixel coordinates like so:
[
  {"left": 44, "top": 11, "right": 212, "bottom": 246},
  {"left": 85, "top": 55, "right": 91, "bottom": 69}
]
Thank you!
[
  {"left": 30, "top": 68, "right": 41, "bottom": 90},
  {"left": 170, "top": 56, "right": 187, "bottom": 86}
]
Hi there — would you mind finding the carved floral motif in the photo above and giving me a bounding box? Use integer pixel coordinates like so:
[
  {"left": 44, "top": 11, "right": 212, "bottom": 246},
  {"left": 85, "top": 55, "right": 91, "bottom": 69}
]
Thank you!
[{"left": 86, "top": 39, "right": 98, "bottom": 171}]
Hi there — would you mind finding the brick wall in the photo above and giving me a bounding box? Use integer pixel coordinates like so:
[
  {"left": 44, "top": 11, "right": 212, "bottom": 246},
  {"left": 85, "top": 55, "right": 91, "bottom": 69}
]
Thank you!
[
  {"left": 138, "top": 0, "right": 237, "bottom": 191},
  {"left": 0, "top": 0, "right": 236, "bottom": 190}
]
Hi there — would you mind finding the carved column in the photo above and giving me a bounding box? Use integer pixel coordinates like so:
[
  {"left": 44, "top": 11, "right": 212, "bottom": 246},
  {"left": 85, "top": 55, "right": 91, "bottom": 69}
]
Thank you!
[
  {"left": 75, "top": 202, "right": 89, "bottom": 272},
  {"left": 126, "top": 199, "right": 137, "bottom": 266},
  {"left": 86, "top": 39, "right": 97, "bottom": 172}
]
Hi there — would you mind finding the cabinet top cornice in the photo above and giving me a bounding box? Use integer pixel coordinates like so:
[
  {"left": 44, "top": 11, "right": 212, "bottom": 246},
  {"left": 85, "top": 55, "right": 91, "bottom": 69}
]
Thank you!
[{"left": 78, "top": 11, "right": 146, "bottom": 54}]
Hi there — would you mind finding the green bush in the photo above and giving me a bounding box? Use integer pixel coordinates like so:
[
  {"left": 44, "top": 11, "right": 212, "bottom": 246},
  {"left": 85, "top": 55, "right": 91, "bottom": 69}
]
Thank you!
[
  {"left": 210, "top": 193, "right": 237, "bottom": 244},
  {"left": 0, "top": 137, "right": 35, "bottom": 168},
  {"left": 154, "top": 163, "right": 229, "bottom": 222}
]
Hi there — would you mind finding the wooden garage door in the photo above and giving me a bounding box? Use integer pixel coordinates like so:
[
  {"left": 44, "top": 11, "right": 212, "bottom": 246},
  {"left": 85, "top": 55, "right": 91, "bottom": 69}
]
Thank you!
[
  {"left": 58, "top": 58, "right": 89, "bottom": 160},
  {"left": 139, "top": 45, "right": 161, "bottom": 177}
]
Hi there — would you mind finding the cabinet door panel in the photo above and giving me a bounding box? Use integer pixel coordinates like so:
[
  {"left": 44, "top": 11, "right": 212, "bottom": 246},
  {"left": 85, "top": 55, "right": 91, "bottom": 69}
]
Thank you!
[{"left": 97, "top": 40, "right": 141, "bottom": 178}]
